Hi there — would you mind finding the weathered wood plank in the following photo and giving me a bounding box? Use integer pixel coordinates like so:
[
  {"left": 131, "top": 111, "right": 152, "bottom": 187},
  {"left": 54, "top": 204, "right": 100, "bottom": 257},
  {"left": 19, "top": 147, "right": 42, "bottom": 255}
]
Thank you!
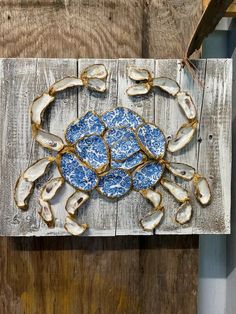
[
  {"left": 116, "top": 58, "right": 155, "bottom": 236},
  {"left": 77, "top": 59, "right": 118, "bottom": 236}
]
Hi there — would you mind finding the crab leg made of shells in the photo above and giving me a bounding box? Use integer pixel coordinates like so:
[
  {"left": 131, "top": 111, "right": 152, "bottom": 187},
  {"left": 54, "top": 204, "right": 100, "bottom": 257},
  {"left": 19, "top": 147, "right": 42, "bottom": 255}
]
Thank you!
[
  {"left": 31, "top": 93, "right": 55, "bottom": 126},
  {"left": 193, "top": 174, "right": 211, "bottom": 206},
  {"left": 152, "top": 77, "right": 180, "bottom": 96},
  {"left": 23, "top": 157, "right": 55, "bottom": 182},
  {"left": 167, "top": 120, "right": 198, "bottom": 153},
  {"left": 64, "top": 216, "right": 88, "bottom": 236},
  {"left": 165, "top": 161, "right": 195, "bottom": 181},
  {"left": 66, "top": 190, "right": 90, "bottom": 216},
  {"left": 40, "top": 177, "right": 64, "bottom": 201},
  {"left": 49, "top": 77, "right": 83, "bottom": 95},
  {"left": 14, "top": 175, "right": 34, "bottom": 209},
  {"left": 32, "top": 126, "right": 65, "bottom": 152},
  {"left": 140, "top": 207, "right": 164, "bottom": 231},
  {"left": 175, "top": 201, "right": 193, "bottom": 225},
  {"left": 80, "top": 64, "right": 108, "bottom": 80},
  {"left": 160, "top": 178, "right": 190, "bottom": 203},
  {"left": 139, "top": 189, "right": 162, "bottom": 208},
  {"left": 38, "top": 198, "right": 54, "bottom": 226},
  {"left": 176, "top": 92, "right": 197, "bottom": 120}
]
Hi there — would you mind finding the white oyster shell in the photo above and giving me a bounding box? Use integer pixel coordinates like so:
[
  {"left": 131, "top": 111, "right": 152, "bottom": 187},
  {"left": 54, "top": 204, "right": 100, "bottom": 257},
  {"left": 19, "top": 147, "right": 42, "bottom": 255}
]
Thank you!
[
  {"left": 66, "top": 191, "right": 89, "bottom": 215},
  {"left": 81, "top": 64, "right": 107, "bottom": 79},
  {"left": 126, "top": 83, "right": 151, "bottom": 96},
  {"left": 31, "top": 93, "right": 55, "bottom": 125},
  {"left": 41, "top": 177, "right": 64, "bottom": 201},
  {"left": 33, "top": 127, "right": 64, "bottom": 151},
  {"left": 194, "top": 175, "right": 211, "bottom": 205},
  {"left": 49, "top": 77, "right": 83, "bottom": 94},
  {"left": 152, "top": 77, "right": 180, "bottom": 96},
  {"left": 128, "top": 66, "right": 151, "bottom": 81},
  {"left": 175, "top": 201, "right": 192, "bottom": 224},
  {"left": 14, "top": 175, "right": 34, "bottom": 209},
  {"left": 23, "top": 157, "right": 55, "bottom": 182},
  {"left": 167, "top": 121, "right": 197, "bottom": 153},
  {"left": 87, "top": 78, "right": 106, "bottom": 92},
  {"left": 140, "top": 189, "right": 162, "bottom": 208},
  {"left": 177, "top": 92, "right": 197, "bottom": 120},
  {"left": 140, "top": 208, "right": 164, "bottom": 231},
  {"left": 161, "top": 178, "right": 189, "bottom": 202},
  {"left": 64, "top": 216, "right": 88, "bottom": 236},
  {"left": 166, "top": 162, "right": 195, "bottom": 181},
  {"left": 38, "top": 198, "right": 54, "bottom": 225}
]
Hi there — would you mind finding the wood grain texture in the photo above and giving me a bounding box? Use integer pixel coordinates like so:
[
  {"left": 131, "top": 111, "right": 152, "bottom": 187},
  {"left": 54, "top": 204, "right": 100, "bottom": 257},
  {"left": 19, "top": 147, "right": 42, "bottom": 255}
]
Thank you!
[{"left": 0, "top": 1, "right": 203, "bottom": 313}]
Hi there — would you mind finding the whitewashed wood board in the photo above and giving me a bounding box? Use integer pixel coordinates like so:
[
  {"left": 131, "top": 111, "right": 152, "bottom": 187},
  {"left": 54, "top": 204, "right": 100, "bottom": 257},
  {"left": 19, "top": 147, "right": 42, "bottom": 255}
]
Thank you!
[{"left": 0, "top": 58, "right": 232, "bottom": 236}]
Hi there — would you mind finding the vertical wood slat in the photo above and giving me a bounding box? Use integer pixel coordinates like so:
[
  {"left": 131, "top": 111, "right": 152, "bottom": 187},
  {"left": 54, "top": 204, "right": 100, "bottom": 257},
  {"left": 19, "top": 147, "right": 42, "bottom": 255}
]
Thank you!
[
  {"left": 0, "top": 58, "right": 232, "bottom": 236},
  {"left": 77, "top": 59, "right": 118, "bottom": 236},
  {"left": 116, "top": 58, "right": 155, "bottom": 235}
]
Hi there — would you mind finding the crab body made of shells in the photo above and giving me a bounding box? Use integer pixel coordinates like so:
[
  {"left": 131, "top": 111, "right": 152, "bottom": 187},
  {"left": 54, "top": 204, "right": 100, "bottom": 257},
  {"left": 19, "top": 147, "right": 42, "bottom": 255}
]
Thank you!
[{"left": 14, "top": 64, "right": 212, "bottom": 235}]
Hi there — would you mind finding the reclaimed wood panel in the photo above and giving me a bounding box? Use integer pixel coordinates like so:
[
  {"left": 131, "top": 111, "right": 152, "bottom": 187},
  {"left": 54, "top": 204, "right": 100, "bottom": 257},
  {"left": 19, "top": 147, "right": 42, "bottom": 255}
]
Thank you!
[{"left": 0, "top": 58, "right": 231, "bottom": 236}]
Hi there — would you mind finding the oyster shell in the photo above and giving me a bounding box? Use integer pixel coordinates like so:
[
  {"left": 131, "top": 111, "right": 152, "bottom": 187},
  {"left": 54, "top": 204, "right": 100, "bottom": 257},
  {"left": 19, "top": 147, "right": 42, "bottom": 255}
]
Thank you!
[
  {"left": 65, "top": 111, "right": 105, "bottom": 144},
  {"left": 66, "top": 191, "right": 89, "bottom": 215},
  {"left": 175, "top": 201, "right": 192, "bottom": 224},
  {"left": 160, "top": 178, "right": 189, "bottom": 202},
  {"left": 101, "top": 107, "right": 144, "bottom": 129},
  {"left": 132, "top": 161, "right": 164, "bottom": 191},
  {"left": 23, "top": 157, "right": 55, "bottom": 182},
  {"left": 75, "top": 135, "right": 109, "bottom": 173},
  {"left": 31, "top": 93, "right": 55, "bottom": 126},
  {"left": 111, "top": 151, "right": 147, "bottom": 171},
  {"left": 87, "top": 78, "right": 106, "bottom": 93},
  {"left": 193, "top": 175, "right": 211, "bottom": 205},
  {"left": 14, "top": 175, "right": 34, "bottom": 209},
  {"left": 177, "top": 92, "right": 197, "bottom": 120},
  {"left": 140, "top": 208, "right": 164, "bottom": 231},
  {"left": 165, "top": 162, "right": 195, "bottom": 181},
  {"left": 152, "top": 77, "right": 180, "bottom": 96},
  {"left": 81, "top": 64, "right": 107, "bottom": 79},
  {"left": 167, "top": 121, "right": 198, "bottom": 153},
  {"left": 33, "top": 127, "right": 64, "bottom": 151},
  {"left": 128, "top": 66, "right": 151, "bottom": 81},
  {"left": 97, "top": 169, "right": 132, "bottom": 198},
  {"left": 38, "top": 198, "right": 54, "bottom": 226},
  {"left": 49, "top": 77, "right": 83, "bottom": 94},
  {"left": 136, "top": 123, "right": 166, "bottom": 159},
  {"left": 41, "top": 177, "right": 64, "bottom": 201},
  {"left": 126, "top": 83, "right": 151, "bottom": 96},
  {"left": 140, "top": 189, "right": 162, "bottom": 208},
  {"left": 64, "top": 216, "right": 88, "bottom": 236},
  {"left": 60, "top": 152, "right": 98, "bottom": 191}
]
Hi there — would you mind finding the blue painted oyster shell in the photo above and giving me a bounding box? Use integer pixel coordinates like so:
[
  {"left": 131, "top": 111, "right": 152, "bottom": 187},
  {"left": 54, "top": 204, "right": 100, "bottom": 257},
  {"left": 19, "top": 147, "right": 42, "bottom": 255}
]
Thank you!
[
  {"left": 60, "top": 152, "right": 98, "bottom": 191},
  {"left": 97, "top": 169, "right": 132, "bottom": 198},
  {"left": 65, "top": 111, "right": 105, "bottom": 144},
  {"left": 101, "top": 107, "right": 144, "bottom": 129},
  {"left": 136, "top": 123, "right": 166, "bottom": 159},
  {"left": 132, "top": 161, "right": 164, "bottom": 190},
  {"left": 111, "top": 151, "right": 147, "bottom": 171},
  {"left": 75, "top": 135, "right": 109, "bottom": 173}
]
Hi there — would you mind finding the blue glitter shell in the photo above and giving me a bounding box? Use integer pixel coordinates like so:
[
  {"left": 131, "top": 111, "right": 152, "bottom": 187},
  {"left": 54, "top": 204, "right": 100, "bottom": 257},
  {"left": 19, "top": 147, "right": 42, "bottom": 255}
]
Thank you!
[
  {"left": 136, "top": 123, "right": 166, "bottom": 159},
  {"left": 101, "top": 107, "right": 144, "bottom": 129},
  {"left": 60, "top": 152, "right": 98, "bottom": 191},
  {"left": 65, "top": 111, "right": 105, "bottom": 144},
  {"left": 97, "top": 169, "right": 132, "bottom": 198},
  {"left": 132, "top": 161, "right": 164, "bottom": 190},
  {"left": 75, "top": 135, "right": 109, "bottom": 172},
  {"left": 111, "top": 151, "right": 147, "bottom": 171}
]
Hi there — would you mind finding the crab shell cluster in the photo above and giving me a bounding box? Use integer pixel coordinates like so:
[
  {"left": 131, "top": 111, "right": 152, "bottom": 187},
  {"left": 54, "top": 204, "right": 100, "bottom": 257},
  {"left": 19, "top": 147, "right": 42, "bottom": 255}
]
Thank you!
[{"left": 14, "top": 64, "right": 212, "bottom": 235}]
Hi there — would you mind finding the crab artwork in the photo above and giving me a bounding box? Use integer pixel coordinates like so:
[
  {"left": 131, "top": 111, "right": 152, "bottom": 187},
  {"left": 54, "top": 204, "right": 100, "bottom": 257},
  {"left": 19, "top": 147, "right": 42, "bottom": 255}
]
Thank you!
[{"left": 14, "top": 64, "right": 212, "bottom": 236}]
